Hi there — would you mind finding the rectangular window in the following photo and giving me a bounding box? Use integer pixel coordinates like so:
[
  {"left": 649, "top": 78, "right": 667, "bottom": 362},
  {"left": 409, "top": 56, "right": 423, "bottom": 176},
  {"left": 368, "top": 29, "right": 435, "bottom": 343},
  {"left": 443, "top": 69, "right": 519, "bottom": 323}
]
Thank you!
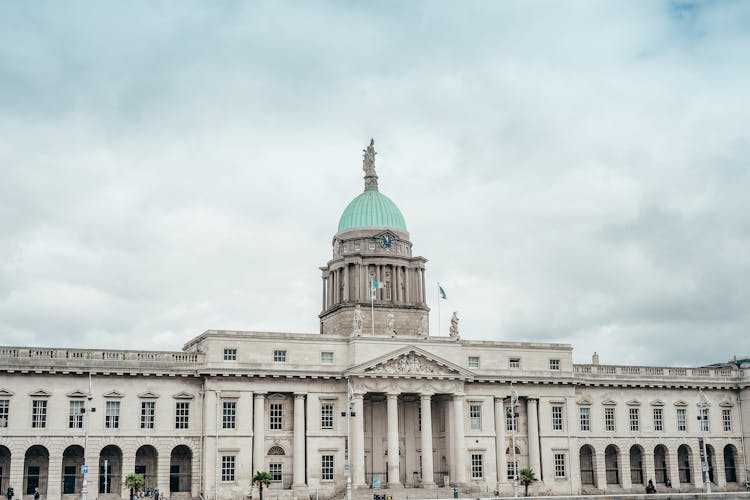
[
  {"left": 221, "top": 456, "right": 235, "bottom": 482},
  {"left": 579, "top": 407, "right": 590, "bottom": 431},
  {"left": 68, "top": 400, "right": 84, "bottom": 429},
  {"left": 321, "top": 455, "right": 334, "bottom": 480},
  {"left": 722, "top": 408, "right": 732, "bottom": 432},
  {"left": 653, "top": 408, "right": 663, "bottom": 431},
  {"left": 554, "top": 453, "right": 566, "bottom": 478},
  {"left": 700, "top": 408, "right": 709, "bottom": 432},
  {"left": 270, "top": 403, "right": 283, "bottom": 430},
  {"left": 549, "top": 359, "right": 560, "bottom": 371},
  {"left": 468, "top": 356, "right": 480, "bottom": 368},
  {"left": 604, "top": 407, "right": 615, "bottom": 431},
  {"left": 223, "top": 401, "right": 237, "bottom": 429},
  {"left": 506, "top": 404, "right": 518, "bottom": 432},
  {"left": 471, "top": 454, "right": 484, "bottom": 479},
  {"left": 141, "top": 401, "right": 155, "bottom": 429},
  {"left": 507, "top": 459, "right": 519, "bottom": 480},
  {"left": 0, "top": 399, "right": 8, "bottom": 428},
  {"left": 321, "top": 403, "right": 334, "bottom": 430},
  {"left": 32, "top": 400, "right": 47, "bottom": 428},
  {"left": 273, "top": 350, "right": 287, "bottom": 363},
  {"left": 552, "top": 405, "right": 564, "bottom": 431},
  {"left": 677, "top": 408, "right": 687, "bottom": 431},
  {"left": 320, "top": 351, "right": 334, "bottom": 364},
  {"left": 175, "top": 402, "right": 190, "bottom": 429},
  {"left": 629, "top": 407, "right": 640, "bottom": 431},
  {"left": 105, "top": 401, "right": 120, "bottom": 429},
  {"left": 509, "top": 357, "right": 520, "bottom": 369},
  {"left": 269, "top": 463, "right": 282, "bottom": 483},
  {"left": 223, "top": 348, "right": 237, "bottom": 361},
  {"left": 469, "top": 404, "right": 482, "bottom": 431}
]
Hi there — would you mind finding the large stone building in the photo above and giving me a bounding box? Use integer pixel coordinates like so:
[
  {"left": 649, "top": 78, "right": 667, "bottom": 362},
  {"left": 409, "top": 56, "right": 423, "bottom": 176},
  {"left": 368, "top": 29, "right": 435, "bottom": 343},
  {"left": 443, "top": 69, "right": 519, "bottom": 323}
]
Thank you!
[{"left": 1, "top": 141, "right": 749, "bottom": 500}]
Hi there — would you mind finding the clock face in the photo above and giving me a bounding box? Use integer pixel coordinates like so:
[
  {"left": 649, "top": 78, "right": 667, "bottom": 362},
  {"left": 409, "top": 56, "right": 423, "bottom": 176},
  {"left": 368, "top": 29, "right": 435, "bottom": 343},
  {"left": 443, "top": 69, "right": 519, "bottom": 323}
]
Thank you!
[{"left": 379, "top": 233, "right": 395, "bottom": 249}]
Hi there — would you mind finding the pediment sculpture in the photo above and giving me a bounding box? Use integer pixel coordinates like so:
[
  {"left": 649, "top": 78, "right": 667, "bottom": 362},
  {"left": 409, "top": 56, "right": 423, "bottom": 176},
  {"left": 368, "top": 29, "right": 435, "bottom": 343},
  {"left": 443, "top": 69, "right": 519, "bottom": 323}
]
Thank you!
[{"left": 365, "top": 352, "right": 455, "bottom": 376}]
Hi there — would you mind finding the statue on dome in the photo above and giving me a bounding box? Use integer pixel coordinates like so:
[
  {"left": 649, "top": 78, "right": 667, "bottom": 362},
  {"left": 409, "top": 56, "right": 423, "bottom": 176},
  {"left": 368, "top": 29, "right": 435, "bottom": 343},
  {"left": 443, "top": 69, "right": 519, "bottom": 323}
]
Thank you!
[
  {"left": 362, "top": 138, "right": 377, "bottom": 176},
  {"left": 449, "top": 311, "right": 459, "bottom": 337},
  {"left": 352, "top": 305, "right": 363, "bottom": 335}
]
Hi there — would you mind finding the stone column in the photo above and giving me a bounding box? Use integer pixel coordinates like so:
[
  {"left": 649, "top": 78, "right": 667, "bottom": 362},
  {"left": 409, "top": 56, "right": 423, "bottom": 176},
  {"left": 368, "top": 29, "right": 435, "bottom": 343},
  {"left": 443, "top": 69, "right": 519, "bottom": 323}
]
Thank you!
[
  {"left": 322, "top": 277, "right": 327, "bottom": 310},
  {"left": 421, "top": 394, "right": 435, "bottom": 487},
  {"left": 387, "top": 393, "right": 401, "bottom": 487},
  {"left": 327, "top": 275, "right": 332, "bottom": 310},
  {"left": 453, "top": 394, "right": 467, "bottom": 484},
  {"left": 352, "top": 393, "right": 366, "bottom": 487},
  {"left": 405, "top": 268, "right": 411, "bottom": 303},
  {"left": 494, "top": 397, "right": 507, "bottom": 488},
  {"left": 420, "top": 267, "right": 426, "bottom": 304},
  {"left": 527, "top": 399, "right": 541, "bottom": 479},
  {"left": 355, "top": 263, "right": 360, "bottom": 301},
  {"left": 293, "top": 393, "right": 306, "bottom": 488},
  {"left": 253, "top": 393, "right": 266, "bottom": 474},
  {"left": 343, "top": 264, "right": 349, "bottom": 302}
]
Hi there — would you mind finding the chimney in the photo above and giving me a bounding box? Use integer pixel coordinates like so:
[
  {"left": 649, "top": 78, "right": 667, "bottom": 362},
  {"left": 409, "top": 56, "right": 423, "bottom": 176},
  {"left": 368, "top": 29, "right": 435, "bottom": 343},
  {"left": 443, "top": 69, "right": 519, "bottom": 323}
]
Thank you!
[{"left": 592, "top": 352, "right": 600, "bottom": 365}]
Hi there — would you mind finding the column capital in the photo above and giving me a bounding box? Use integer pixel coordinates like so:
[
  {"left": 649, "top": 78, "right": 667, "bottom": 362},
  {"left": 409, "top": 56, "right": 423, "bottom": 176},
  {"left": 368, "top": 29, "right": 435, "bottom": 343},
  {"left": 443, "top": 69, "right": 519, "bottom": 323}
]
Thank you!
[
  {"left": 351, "top": 392, "right": 365, "bottom": 400},
  {"left": 254, "top": 392, "right": 267, "bottom": 399},
  {"left": 420, "top": 393, "right": 434, "bottom": 401},
  {"left": 494, "top": 395, "right": 509, "bottom": 402},
  {"left": 453, "top": 393, "right": 466, "bottom": 400},
  {"left": 294, "top": 392, "right": 307, "bottom": 399},
  {"left": 387, "top": 392, "right": 400, "bottom": 399}
]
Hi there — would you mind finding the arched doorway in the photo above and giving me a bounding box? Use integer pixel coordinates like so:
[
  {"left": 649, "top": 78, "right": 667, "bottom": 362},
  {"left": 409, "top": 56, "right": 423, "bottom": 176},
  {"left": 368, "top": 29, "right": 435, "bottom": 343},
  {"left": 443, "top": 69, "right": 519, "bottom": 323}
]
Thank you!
[
  {"left": 677, "top": 444, "right": 693, "bottom": 485},
  {"left": 61, "top": 445, "right": 84, "bottom": 494},
  {"left": 629, "top": 445, "right": 644, "bottom": 485},
  {"left": 705, "top": 445, "right": 716, "bottom": 484},
  {"left": 0, "top": 446, "right": 10, "bottom": 494},
  {"left": 723, "top": 445, "right": 737, "bottom": 483},
  {"left": 170, "top": 445, "right": 192, "bottom": 494},
  {"left": 135, "top": 445, "right": 158, "bottom": 491},
  {"left": 267, "top": 445, "right": 291, "bottom": 490},
  {"left": 579, "top": 445, "right": 596, "bottom": 486},
  {"left": 605, "top": 445, "right": 620, "bottom": 485},
  {"left": 24, "top": 445, "right": 49, "bottom": 496},
  {"left": 99, "top": 445, "right": 122, "bottom": 495},
  {"left": 654, "top": 445, "right": 669, "bottom": 484}
]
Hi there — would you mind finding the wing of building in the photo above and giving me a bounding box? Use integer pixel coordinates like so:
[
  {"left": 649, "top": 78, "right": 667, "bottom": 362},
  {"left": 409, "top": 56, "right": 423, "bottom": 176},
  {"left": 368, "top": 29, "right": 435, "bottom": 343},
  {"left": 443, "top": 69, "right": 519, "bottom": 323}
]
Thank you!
[{"left": 1, "top": 141, "right": 749, "bottom": 500}]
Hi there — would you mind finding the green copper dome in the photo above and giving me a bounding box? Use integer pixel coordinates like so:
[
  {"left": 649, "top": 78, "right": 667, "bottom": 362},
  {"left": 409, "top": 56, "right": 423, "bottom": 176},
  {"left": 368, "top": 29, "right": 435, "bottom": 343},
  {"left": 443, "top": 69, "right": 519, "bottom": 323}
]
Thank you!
[{"left": 337, "top": 188, "right": 407, "bottom": 232}]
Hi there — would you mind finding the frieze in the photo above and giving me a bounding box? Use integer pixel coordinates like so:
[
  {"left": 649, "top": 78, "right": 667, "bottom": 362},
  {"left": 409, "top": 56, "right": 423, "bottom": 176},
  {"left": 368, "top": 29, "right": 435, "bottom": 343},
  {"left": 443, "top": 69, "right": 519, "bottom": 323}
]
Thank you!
[{"left": 365, "top": 352, "right": 455, "bottom": 376}]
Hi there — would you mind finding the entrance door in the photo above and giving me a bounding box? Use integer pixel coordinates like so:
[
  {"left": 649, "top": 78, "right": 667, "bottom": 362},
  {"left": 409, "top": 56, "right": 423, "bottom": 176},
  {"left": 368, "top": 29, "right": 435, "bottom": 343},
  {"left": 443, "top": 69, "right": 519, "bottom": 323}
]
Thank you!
[
  {"left": 63, "top": 466, "right": 76, "bottom": 494},
  {"left": 170, "top": 465, "right": 180, "bottom": 492},
  {"left": 26, "top": 466, "right": 40, "bottom": 495}
]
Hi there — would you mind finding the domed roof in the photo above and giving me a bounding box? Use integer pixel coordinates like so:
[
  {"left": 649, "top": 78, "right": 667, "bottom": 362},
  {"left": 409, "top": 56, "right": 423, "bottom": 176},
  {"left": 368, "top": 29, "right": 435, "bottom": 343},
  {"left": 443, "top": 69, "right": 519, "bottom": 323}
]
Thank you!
[{"left": 337, "top": 188, "right": 407, "bottom": 232}]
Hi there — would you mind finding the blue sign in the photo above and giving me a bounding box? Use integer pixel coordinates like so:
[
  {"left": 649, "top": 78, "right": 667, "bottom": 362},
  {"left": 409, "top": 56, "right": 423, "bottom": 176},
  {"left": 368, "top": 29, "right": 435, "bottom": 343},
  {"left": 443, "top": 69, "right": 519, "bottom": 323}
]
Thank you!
[
  {"left": 81, "top": 465, "right": 89, "bottom": 474},
  {"left": 372, "top": 477, "right": 380, "bottom": 488}
]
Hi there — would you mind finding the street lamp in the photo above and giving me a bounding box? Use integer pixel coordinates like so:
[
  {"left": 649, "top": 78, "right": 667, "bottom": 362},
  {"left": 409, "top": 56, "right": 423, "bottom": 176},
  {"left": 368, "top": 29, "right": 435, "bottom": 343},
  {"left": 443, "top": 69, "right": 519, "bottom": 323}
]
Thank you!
[
  {"left": 81, "top": 374, "right": 95, "bottom": 500},
  {"left": 697, "top": 388, "right": 711, "bottom": 494},
  {"left": 342, "top": 379, "right": 356, "bottom": 500},
  {"left": 507, "top": 387, "right": 520, "bottom": 498}
]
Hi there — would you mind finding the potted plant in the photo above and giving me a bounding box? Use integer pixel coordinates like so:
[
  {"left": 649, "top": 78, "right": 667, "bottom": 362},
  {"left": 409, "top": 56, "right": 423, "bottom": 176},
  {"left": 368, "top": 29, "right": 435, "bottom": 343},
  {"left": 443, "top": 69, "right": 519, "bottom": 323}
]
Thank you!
[{"left": 253, "top": 471, "right": 272, "bottom": 500}]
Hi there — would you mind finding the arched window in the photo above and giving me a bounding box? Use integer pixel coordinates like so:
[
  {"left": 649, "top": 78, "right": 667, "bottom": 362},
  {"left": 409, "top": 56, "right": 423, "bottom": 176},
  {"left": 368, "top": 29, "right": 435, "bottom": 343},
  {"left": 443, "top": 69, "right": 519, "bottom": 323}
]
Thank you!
[{"left": 267, "top": 446, "right": 285, "bottom": 456}]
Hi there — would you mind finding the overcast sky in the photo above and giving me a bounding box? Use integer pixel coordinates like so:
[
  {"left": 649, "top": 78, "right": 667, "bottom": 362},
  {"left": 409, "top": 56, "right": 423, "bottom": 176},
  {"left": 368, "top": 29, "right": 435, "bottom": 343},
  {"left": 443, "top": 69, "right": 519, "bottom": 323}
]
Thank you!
[{"left": 1, "top": 1, "right": 749, "bottom": 366}]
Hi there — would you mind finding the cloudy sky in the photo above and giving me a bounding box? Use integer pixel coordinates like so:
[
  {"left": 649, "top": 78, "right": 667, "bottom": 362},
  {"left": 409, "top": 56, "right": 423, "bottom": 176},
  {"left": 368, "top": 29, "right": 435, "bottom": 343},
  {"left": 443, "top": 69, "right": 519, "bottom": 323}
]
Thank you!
[{"left": 1, "top": 1, "right": 749, "bottom": 366}]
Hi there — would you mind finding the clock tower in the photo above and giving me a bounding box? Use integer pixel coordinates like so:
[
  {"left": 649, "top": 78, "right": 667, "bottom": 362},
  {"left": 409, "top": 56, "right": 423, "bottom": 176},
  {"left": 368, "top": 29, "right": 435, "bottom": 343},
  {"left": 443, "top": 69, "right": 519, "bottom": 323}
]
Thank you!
[{"left": 319, "top": 139, "right": 430, "bottom": 337}]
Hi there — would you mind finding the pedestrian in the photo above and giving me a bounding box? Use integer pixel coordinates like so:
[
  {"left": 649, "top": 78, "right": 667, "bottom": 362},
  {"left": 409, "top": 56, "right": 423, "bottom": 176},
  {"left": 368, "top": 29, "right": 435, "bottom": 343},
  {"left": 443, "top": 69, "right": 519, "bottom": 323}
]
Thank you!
[
  {"left": 646, "top": 479, "right": 656, "bottom": 494},
  {"left": 33, "top": 487, "right": 40, "bottom": 500},
  {"left": 154, "top": 487, "right": 159, "bottom": 500},
  {"left": 5, "top": 486, "right": 14, "bottom": 500}
]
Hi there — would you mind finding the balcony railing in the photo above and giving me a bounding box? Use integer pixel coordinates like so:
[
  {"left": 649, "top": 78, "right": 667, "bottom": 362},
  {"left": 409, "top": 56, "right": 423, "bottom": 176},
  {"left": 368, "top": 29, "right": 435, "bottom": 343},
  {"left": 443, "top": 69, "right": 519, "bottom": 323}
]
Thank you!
[
  {"left": 573, "top": 363, "right": 740, "bottom": 380},
  {"left": 0, "top": 346, "right": 202, "bottom": 367}
]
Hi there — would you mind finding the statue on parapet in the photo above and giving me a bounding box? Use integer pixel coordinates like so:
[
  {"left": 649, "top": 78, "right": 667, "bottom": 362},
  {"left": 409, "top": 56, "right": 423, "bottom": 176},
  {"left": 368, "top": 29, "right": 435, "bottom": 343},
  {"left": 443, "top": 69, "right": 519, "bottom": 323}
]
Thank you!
[{"left": 449, "top": 311, "right": 459, "bottom": 337}]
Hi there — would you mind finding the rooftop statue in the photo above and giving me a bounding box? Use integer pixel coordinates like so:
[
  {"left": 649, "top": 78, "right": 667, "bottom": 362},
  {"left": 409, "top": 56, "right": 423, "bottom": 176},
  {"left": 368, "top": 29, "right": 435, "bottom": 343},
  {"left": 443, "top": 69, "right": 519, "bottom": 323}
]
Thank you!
[
  {"left": 362, "top": 138, "right": 379, "bottom": 189},
  {"left": 449, "top": 311, "right": 459, "bottom": 337}
]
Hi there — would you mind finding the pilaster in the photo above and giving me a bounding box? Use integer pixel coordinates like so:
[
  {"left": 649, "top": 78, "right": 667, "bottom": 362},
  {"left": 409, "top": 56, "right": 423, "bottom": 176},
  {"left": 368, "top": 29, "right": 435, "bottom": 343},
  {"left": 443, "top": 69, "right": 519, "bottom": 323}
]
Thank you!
[
  {"left": 293, "top": 393, "right": 307, "bottom": 489},
  {"left": 352, "top": 393, "right": 366, "bottom": 487},
  {"left": 253, "top": 393, "right": 266, "bottom": 474},
  {"left": 526, "top": 398, "right": 541, "bottom": 479},
  {"left": 494, "top": 396, "right": 506, "bottom": 490}
]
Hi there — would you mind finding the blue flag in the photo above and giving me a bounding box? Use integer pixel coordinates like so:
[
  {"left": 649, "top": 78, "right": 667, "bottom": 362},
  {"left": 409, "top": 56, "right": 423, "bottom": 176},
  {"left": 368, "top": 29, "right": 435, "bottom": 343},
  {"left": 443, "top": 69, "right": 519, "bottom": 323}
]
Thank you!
[{"left": 438, "top": 284, "right": 447, "bottom": 300}]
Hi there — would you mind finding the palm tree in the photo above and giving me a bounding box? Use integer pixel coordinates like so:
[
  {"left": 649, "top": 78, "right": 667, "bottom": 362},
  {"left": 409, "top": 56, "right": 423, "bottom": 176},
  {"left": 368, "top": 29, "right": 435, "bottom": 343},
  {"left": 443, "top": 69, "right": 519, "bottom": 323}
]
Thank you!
[
  {"left": 519, "top": 468, "right": 536, "bottom": 497},
  {"left": 124, "top": 473, "right": 145, "bottom": 498},
  {"left": 253, "top": 470, "right": 272, "bottom": 500}
]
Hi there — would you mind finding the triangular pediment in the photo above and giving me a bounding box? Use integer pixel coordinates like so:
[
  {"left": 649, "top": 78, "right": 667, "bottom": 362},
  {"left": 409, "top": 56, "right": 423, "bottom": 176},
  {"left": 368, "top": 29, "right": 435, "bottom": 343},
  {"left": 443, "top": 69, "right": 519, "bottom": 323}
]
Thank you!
[
  {"left": 66, "top": 390, "right": 88, "bottom": 398},
  {"left": 650, "top": 400, "right": 665, "bottom": 407},
  {"left": 348, "top": 346, "right": 473, "bottom": 379},
  {"left": 577, "top": 399, "right": 592, "bottom": 406},
  {"left": 172, "top": 391, "right": 194, "bottom": 400},
  {"left": 602, "top": 399, "right": 617, "bottom": 406},
  {"left": 29, "top": 389, "right": 52, "bottom": 397},
  {"left": 626, "top": 399, "right": 641, "bottom": 406},
  {"left": 138, "top": 391, "right": 160, "bottom": 399},
  {"left": 103, "top": 390, "right": 125, "bottom": 398},
  {"left": 674, "top": 400, "right": 688, "bottom": 407},
  {"left": 0, "top": 388, "right": 14, "bottom": 397}
]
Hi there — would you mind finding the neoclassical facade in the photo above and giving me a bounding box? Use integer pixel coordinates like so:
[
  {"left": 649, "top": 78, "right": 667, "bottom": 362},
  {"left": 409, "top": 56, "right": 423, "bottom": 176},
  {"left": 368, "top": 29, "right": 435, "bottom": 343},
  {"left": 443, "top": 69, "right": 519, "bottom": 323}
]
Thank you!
[{"left": 1, "top": 141, "right": 749, "bottom": 500}]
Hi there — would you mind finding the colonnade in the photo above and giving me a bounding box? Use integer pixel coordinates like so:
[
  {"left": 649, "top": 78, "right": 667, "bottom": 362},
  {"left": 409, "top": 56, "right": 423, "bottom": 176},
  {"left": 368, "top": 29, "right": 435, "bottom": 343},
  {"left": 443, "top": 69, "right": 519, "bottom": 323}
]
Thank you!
[{"left": 322, "top": 263, "right": 426, "bottom": 310}]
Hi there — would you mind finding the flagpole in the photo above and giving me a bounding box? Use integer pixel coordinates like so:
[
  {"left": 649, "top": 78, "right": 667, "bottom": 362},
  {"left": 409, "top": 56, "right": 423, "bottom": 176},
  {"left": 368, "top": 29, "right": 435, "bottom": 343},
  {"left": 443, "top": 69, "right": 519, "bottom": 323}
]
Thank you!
[{"left": 437, "top": 282, "right": 442, "bottom": 337}]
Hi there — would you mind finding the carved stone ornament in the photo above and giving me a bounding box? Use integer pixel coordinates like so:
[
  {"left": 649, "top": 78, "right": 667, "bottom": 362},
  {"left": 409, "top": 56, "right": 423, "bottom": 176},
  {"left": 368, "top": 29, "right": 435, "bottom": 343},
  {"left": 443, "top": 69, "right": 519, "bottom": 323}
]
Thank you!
[
  {"left": 385, "top": 312, "right": 395, "bottom": 335},
  {"left": 365, "top": 352, "right": 450, "bottom": 375},
  {"left": 352, "top": 305, "right": 363, "bottom": 335}
]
